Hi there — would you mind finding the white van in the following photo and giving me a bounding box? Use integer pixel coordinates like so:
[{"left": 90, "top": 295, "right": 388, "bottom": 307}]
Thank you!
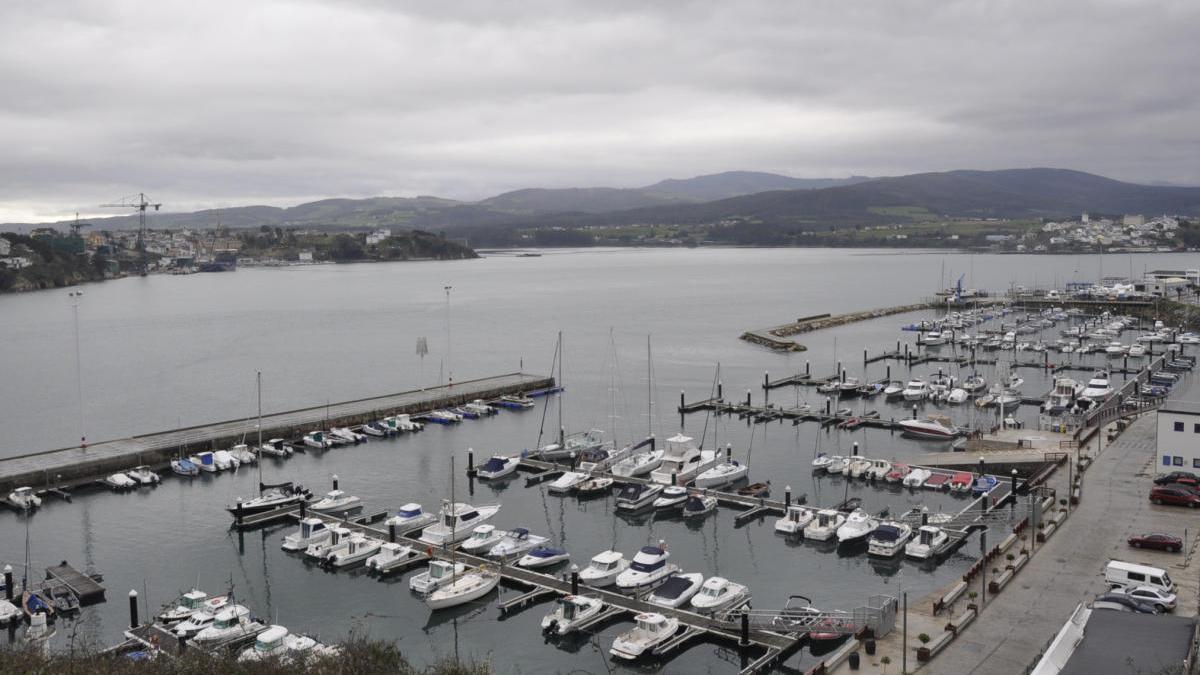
[{"left": 1105, "top": 560, "right": 1175, "bottom": 594}]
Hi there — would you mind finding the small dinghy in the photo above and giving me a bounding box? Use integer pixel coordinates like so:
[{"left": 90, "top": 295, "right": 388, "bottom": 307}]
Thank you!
[
  {"left": 924, "top": 472, "right": 950, "bottom": 490},
  {"left": 690, "top": 576, "right": 750, "bottom": 613},
  {"left": 682, "top": 493, "right": 717, "bottom": 518},
  {"left": 366, "top": 542, "right": 419, "bottom": 574},
  {"left": 610, "top": 613, "right": 680, "bottom": 660},
  {"left": 903, "top": 468, "right": 932, "bottom": 488},
  {"left": 885, "top": 464, "right": 911, "bottom": 483},
  {"left": 647, "top": 572, "right": 704, "bottom": 609},
  {"left": 575, "top": 476, "right": 614, "bottom": 497},
  {"left": 518, "top": 546, "right": 571, "bottom": 569},
  {"left": 652, "top": 485, "right": 689, "bottom": 509},
  {"left": 579, "top": 550, "right": 629, "bottom": 587},
  {"left": 258, "top": 438, "right": 293, "bottom": 457},
  {"left": 476, "top": 455, "right": 519, "bottom": 480},
  {"left": 360, "top": 421, "right": 390, "bottom": 437},
  {"left": 302, "top": 431, "right": 332, "bottom": 449},
  {"left": 736, "top": 481, "right": 771, "bottom": 498},
  {"left": 541, "top": 595, "right": 604, "bottom": 636}
]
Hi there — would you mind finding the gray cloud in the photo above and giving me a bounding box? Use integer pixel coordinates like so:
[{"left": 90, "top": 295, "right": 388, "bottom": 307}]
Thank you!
[{"left": 2, "top": 0, "right": 1198, "bottom": 222}]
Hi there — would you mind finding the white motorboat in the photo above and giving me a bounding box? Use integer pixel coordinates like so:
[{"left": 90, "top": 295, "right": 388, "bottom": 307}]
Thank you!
[
  {"left": 228, "top": 482, "right": 310, "bottom": 517},
  {"left": 902, "top": 379, "right": 929, "bottom": 401},
  {"left": 847, "top": 457, "right": 872, "bottom": 479},
  {"left": 418, "top": 501, "right": 502, "bottom": 546},
  {"left": 825, "top": 455, "right": 848, "bottom": 475},
  {"left": 694, "top": 457, "right": 748, "bottom": 488},
  {"left": 302, "top": 431, "right": 331, "bottom": 449},
  {"left": 615, "top": 483, "right": 663, "bottom": 511},
  {"left": 906, "top": 525, "right": 953, "bottom": 560},
  {"left": 326, "top": 534, "right": 382, "bottom": 568},
  {"left": 384, "top": 503, "right": 437, "bottom": 531},
  {"left": 330, "top": 427, "right": 367, "bottom": 444},
  {"left": 310, "top": 488, "right": 362, "bottom": 513},
  {"left": 487, "top": 528, "right": 547, "bottom": 559},
  {"left": 193, "top": 605, "right": 263, "bottom": 644},
  {"left": 1081, "top": 371, "right": 1114, "bottom": 399},
  {"left": 281, "top": 517, "right": 331, "bottom": 551},
  {"left": 866, "top": 458, "right": 891, "bottom": 481},
  {"left": 649, "top": 434, "right": 716, "bottom": 485},
  {"left": 867, "top": 522, "right": 913, "bottom": 558},
  {"left": 212, "top": 450, "right": 236, "bottom": 471},
  {"left": 682, "top": 493, "right": 717, "bottom": 518},
  {"left": 476, "top": 455, "right": 519, "bottom": 480},
  {"left": 647, "top": 572, "right": 704, "bottom": 609},
  {"left": 652, "top": 485, "right": 689, "bottom": 509},
  {"left": 1042, "top": 378, "right": 1083, "bottom": 414},
  {"left": 920, "top": 331, "right": 947, "bottom": 346},
  {"left": 409, "top": 560, "right": 465, "bottom": 593},
  {"left": 836, "top": 509, "right": 879, "bottom": 544},
  {"left": 518, "top": 546, "right": 571, "bottom": 569},
  {"left": 611, "top": 449, "right": 664, "bottom": 478},
  {"left": 0, "top": 599, "right": 21, "bottom": 625},
  {"left": 610, "top": 613, "right": 680, "bottom": 660},
  {"left": 962, "top": 374, "right": 986, "bottom": 392},
  {"left": 366, "top": 542, "right": 418, "bottom": 573},
  {"left": 7, "top": 487, "right": 41, "bottom": 510},
  {"left": 126, "top": 465, "right": 160, "bottom": 485},
  {"left": 579, "top": 550, "right": 629, "bottom": 587},
  {"left": 258, "top": 438, "right": 293, "bottom": 457},
  {"left": 691, "top": 576, "right": 750, "bottom": 613},
  {"left": 462, "top": 399, "right": 497, "bottom": 416},
  {"left": 576, "top": 444, "right": 631, "bottom": 474},
  {"left": 173, "top": 608, "right": 218, "bottom": 638},
  {"left": 382, "top": 414, "right": 421, "bottom": 432},
  {"left": 539, "top": 429, "right": 605, "bottom": 461},
  {"left": 360, "top": 421, "right": 389, "bottom": 437},
  {"left": 903, "top": 468, "right": 932, "bottom": 488},
  {"left": 947, "top": 388, "right": 969, "bottom": 404},
  {"left": 424, "top": 567, "right": 501, "bottom": 610},
  {"left": 304, "top": 525, "right": 353, "bottom": 560},
  {"left": 774, "top": 505, "right": 815, "bottom": 534},
  {"left": 615, "top": 544, "right": 677, "bottom": 591},
  {"left": 460, "top": 524, "right": 504, "bottom": 554},
  {"left": 803, "top": 510, "right": 847, "bottom": 541},
  {"left": 547, "top": 471, "right": 588, "bottom": 494},
  {"left": 238, "top": 625, "right": 330, "bottom": 662},
  {"left": 1105, "top": 341, "right": 1127, "bottom": 357},
  {"left": 229, "top": 444, "right": 257, "bottom": 466},
  {"left": 171, "top": 457, "right": 200, "bottom": 477},
  {"left": 104, "top": 473, "right": 137, "bottom": 490},
  {"left": 898, "top": 417, "right": 958, "bottom": 440},
  {"left": 1128, "top": 343, "right": 1147, "bottom": 357},
  {"left": 541, "top": 595, "right": 605, "bottom": 636},
  {"left": 576, "top": 476, "right": 614, "bottom": 497},
  {"left": 157, "top": 589, "right": 230, "bottom": 624},
  {"left": 883, "top": 380, "right": 905, "bottom": 398},
  {"left": 811, "top": 453, "right": 832, "bottom": 472}
]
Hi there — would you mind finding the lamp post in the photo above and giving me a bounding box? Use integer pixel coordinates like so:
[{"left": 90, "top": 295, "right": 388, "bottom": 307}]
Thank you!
[
  {"left": 444, "top": 285, "right": 453, "bottom": 386},
  {"left": 69, "top": 291, "right": 86, "bottom": 449}
]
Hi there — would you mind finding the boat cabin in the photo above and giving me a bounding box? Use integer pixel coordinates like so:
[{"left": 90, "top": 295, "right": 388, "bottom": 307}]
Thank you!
[
  {"left": 253, "top": 625, "right": 288, "bottom": 655},
  {"left": 630, "top": 546, "right": 667, "bottom": 573},
  {"left": 428, "top": 560, "right": 456, "bottom": 581},
  {"left": 212, "top": 605, "right": 250, "bottom": 630},
  {"left": 299, "top": 518, "right": 327, "bottom": 540},
  {"left": 395, "top": 504, "right": 424, "bottom": 519},
  {"left": 588, "top": 551, "right": 623, "bottom": 572},
  {"left": 635, "top": 613, "right": 670, "bottom": 635}
]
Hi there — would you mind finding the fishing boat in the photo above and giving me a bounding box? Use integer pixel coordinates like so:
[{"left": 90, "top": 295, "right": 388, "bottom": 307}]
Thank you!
[
  {"left": 898, "top": 417, "right": 958, "bottom": 440},
  {"left": 517, "top": 546, "right": 571, "bottom": 569},
  {"left": 649, "top": 434, "right": 715, "bottom": 485},
  {"left": 366, "top": 542, "right": 419, "bottom": 574},
  {"left": 682, "top": 493, "right": 717, "bottom": 518},
  {"left": 541, "top": 595, "right": 605, "bottom": 636},
  {"left": 310, "top": 487, "right": 362, "bottom": 513},
  {"left": 610, "top": 613, "right": 680, "bottom": 660},
  {"left": 903, "top": 468, "right": 932, "bottom": 488},
  {"left": 257, "top": 438, "right": 293, "bottom": 458},
  {"left": 302, "top": 431, "right": 331, "bottom": 449},
  {"left": 418, "top": 501, "right": 502, "bottom": 546},
  {"left": 847, "top": 457, "right": 872, "bottom": 479},
  {"left": 690, "top": 576, "right": 750, "bottom": 613},
  {"left": 462, "top": 400, "right": 497, "bottom": 417},
  {"left": 867, "top": 522, "right": 913, "bottom": 558},
  {"left": 460, "top": 525, "right": 504, "bottom": 554},
  {"left": 575, "top": 476, "right": 614, "bottom": 497},
  {"left": 803, "top": 510, "right": 847, "bottom": 541},
  {"left": 836, "top": 509, "right": 879, "bottom": 545},
  {"left": 647, "top": 572, "right": 704, "bottom": 609},
  {"left": 902, "top": 379, "right": 929, "bottom": 401},
  {"left": 497, "top": 394, "right": 535, "bottom": 409},
  {"left": 487, "top": 528, "right": 547, "bottom": 559},
  {"left": 158, "top": 589, "right": 230, "bottom": 624},
  {"left": 7, "top": 487, "right": 41, "bottom": 510},
  {"left": 382, "top": 414, "right": 421, "bottom": 433},
  {"left": 238, "top": 625, "right": 332, "bottom": 662},
  {"left": 476, "top": 454, "right": 519, "bottom": 480},
  {"left": 424, "top": 410, "right": 462, "bottom": 425},
  {"left": 547, "top": 471, "right": 588, "bottom": 494},
  {"left": 212, "top": 450, "right": 236, "bottom": 471},
  {"left": 104, "top": 473, "right": 137, "bottom": 490},
  {"left": 192, "top": 605, "right": 263, "bottom": 644},
  {"left": 866, "top": 459, "right": 891, "bottom": 480},
  {"left": 229, "top": 444, "right": 257, "bottom": 466},
  {"left": 304, "top": 525, "right": 354, "bottom": 561},
  {"left": 694, "top": 456, "right": 748, "bottom": 488},
  {"left": 774, "top": 505, "right": 815, "bottom": 534},
  {"left": 615, "top": 544, "right": 677, "bottom": 591},
  {"left": 906, "top": 525, "right": 953, "bottom": 559},
  {"left": 409, "top": 560, "right": 466, "bottom": 593},
  {"left": 384, "top": 503, "right": 436, "bottom": 531},
  {"left": 126, "top": 466, "right": 160, "bottom": 485},
  {"left": 611, "top": 449, "right": 664, "bottom": 478},
  {"left": 326, "top": 534, "right": 382, "bottom": 568},
  {"left": 173, "top": 607, "right": 218, "bottom": 638},
  {"left": 615, "top": 483, "right": 663, "bottom": 511},
  {"left": 580, "top": 550, "right": 629, "bottom": 587},
  {"left": 424, "top": 567, "right": 500, "bottom": 610},
  {"left": 281, "top": 518, "right": 330, "bottom": 551}
]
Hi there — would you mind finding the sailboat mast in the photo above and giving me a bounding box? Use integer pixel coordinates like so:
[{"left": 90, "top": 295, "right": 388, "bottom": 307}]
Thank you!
[
  {"left": 646, "top": 334, "right": 652, "bottom": 439},
  {"left": 256, "top": 371, "right": 263, "bottom": 491},
  {"left": 557, "top": 332, "right": 564, "bottom": 447}
]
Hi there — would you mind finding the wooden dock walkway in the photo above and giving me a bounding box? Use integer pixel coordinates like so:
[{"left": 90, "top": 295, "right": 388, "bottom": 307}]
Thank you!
[
  {"left": 0, "top": 372, "right": 554, "bottom": 494},
  {"left": 44, "top": 562, "right": 106, "bottom": 604}
]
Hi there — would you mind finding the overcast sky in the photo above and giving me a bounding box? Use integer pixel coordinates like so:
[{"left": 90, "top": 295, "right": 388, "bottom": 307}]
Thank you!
[{"left": 2, "top": 0, "right": 1197, "bottom": 222}]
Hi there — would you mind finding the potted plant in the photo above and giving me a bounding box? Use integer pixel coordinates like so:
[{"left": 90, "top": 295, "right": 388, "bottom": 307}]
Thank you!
[
  {"left": 881, "top": 655, "right": 892, "bottom": 673},
  {"left": 967, "top": 591, "right": 979, "bottom": 611},
  {"left": 1006, "top": 552, "right": 1016, "bottom": 569},
  {"left": 917, "top": 632, "right": 932, "bottom": 662}
]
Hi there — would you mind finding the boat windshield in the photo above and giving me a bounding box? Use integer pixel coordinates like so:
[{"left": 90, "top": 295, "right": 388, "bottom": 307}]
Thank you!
[
  {"left": 561, "top": 602, "right": 577, "bottom": 620},
  {"left": 256, "top": 637, "right": 282, "bottom": 652},
  {"left": 398, "top": 508, "right": 421, "bottom": 518},
  {"left": 701, "top": 586, "right": 720, "bottom": 598},
  {"left": 182, "top": 595, "right": 204, "bottom": 610},
  {"left": 430, "top": 563, "right": 450, "bottom": 579},
  {"left": 213, "top": 616, "right": 236, "bottom": 630},
  {"left": 637, "top": 618, "right": 663, "bottom": 632},
  {"left": 630, "top": 559, "right": 664, "bottom": 574}
]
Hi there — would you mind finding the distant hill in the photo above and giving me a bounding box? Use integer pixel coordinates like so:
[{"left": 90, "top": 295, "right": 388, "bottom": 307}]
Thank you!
[{"left": 642, "top": 171, "right": 873, "bottom": 201}]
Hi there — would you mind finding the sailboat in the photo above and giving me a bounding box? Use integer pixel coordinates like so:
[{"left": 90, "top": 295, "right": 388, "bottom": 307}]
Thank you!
[
  {"left": 424, "top": 456, "right": 501, "bottom": 610},
  {"left": 536, "top": 333, "right": 606, "bottom": 461},
  {"left": 226, "top": 373, "right": 311, "bottom": 518}
]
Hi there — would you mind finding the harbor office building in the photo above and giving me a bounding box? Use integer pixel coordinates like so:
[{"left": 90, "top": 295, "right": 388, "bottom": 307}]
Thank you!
[{"left": 1157, "top": 401, "right": 1200, "bottom": 473}]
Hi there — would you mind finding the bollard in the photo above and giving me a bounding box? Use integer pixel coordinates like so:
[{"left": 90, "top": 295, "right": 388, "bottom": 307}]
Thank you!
[
  {"left": 128, "top": 590, "right": 139, "bottom": 629},
  {"left": 785, "top": 486, "right": 792, "bottom": 508},
  {"left": 740, "top": 611, "right": 751, "bottom": 648},
  {"left": 922, "top": 512, "right": 929, "bottom": 526},
  {"left": 467, "top": 448, "right": 475, "bottom": 473},
  {"left": 764, "top": 372, "right": 769, "bottom": 389},
  {"left": 839, "top": 364, "right": 844, "bottom": 382},
  {"left": 852, "top": 442, "right": 859, "bottom": 457},
  {"left": 727, "top": 444, "right": 732, "bottom": 460},
  {"left": 825, "top": 398, "right": 831, "bottom": 416},
  {"left": 332, "top": 474, "right": 339, "bottom": 491},
  {"left": 680, "top": 391, "right": 685, "bottom": 410},
  {"left": 3, "top": 565, "right": 11, "bottom": 602},
  {"left": 863, "top": 349, "right": 868, "bottom": 365},
  {"left": 717, "top": 381, "right": 723, "bottom": 399},
  {"left": 1011, "top": 469, "right": 1018, "bottom": 498},
  {"left": 178, "top": 634, "right": 187, "bottom": 654},
  {"left": 912, "top": 404, "right": 918, "bottom": 420},
  {"left": 235, "top": 500, "right": 243, "bottom": 526},
  {"left": 1045, "top": 351, "right": 1050, "bottom": 369},
  {"left": 571, "top": 570, "right": 579, "bottom": 595},
  {"left": 746, "top": 390, "right": 751, "bottom": 407},
  {"left": 848, "top": 651, "right": 860, "bottom": 669},
  {"left": 299, "top": 500, "right": 307, "bottom": 518},
  {"left": 389, "top": 523, "right": 397, "bottom": 544},
  {"left": 671, "top": 472, "right": 677, "bottom": 486},
  {"left": 905, "top": 343, "right": 910, "bottom": 358},
  {"left": 805, "top": 361, "right": 810, "bottom": 376},
  {"left": 978, "top": 457, "right": 985, "bottom": 477},
  {"left": 887, "top": 365, "right": 891, "bottom": 381}
]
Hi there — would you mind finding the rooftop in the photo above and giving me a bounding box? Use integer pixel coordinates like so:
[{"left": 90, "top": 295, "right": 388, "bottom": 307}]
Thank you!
[
  {"left": 1059, "top": 609, "right": 1197, "bottom": 675},
  {"left": 1160, "top": 400, "right": 1200, "bottom": 416}
]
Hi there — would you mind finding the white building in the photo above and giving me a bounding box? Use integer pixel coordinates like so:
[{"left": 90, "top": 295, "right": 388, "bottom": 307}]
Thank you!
[
  {"left": 1156, "top": 401, "right": 1200, "bottom": 473},
  {"left": 366, "top": 229, "right": 392, "bottom": 245},
  {"left": 0, "top": 237, "right": 10, "bottom": 256},
  {"left": 298, "top": 251, "right": 314, "bottom": 262},
  {"left": 1123, "top": 214, "right": 1145, "bottom": 227},
  {"left": 0, "top": 256, "right": 32, "bottom": 269}
]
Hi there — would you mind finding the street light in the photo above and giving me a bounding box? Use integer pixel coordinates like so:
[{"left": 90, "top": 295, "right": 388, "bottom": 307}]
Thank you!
[
  {"left": 444, "top": 286, "right": 453, "bottom": 386},
  {"left": 69, "top": 291, "right": 86, "bottom": 449}
]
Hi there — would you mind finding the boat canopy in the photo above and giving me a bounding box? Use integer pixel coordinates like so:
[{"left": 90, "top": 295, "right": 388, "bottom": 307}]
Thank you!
[
  {"left": 480, "top": 457, "right": 508, "bottom": 472},
  {"left": 684, "top": 495, "right": 706, "bottom": 510},
  {"left": 873, "top": 525, "right": 901, "bottom": 542},
  {"left": 529, "top": 547, "right": 565, "bottom": 558},
  {"left": 618, "top": 484, "right": 646, "bottom": 500},
  {"left": 653, "top": 575, "right": 694, "bottom": 600},
  {"left": 511, "top": 527, "right": 530, "bottom": 538},
  {"left": 397, "top": 504, "right": 422, "bottom": 517}
]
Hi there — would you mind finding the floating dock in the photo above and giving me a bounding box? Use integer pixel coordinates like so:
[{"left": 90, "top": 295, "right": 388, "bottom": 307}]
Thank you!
[{"left": 0, "top": 372, "right": 554, "bottom": 495}]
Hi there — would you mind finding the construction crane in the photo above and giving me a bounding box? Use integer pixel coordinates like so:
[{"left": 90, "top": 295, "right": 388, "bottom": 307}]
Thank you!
[
  {"left": 69, "top": 213, "right": 91, "bottom": 237},
  {"left": 100, "top": 193, "right": 161, "bottom": 275}
]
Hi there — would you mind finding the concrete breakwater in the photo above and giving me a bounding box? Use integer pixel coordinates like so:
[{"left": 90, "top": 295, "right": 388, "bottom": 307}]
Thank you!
[
  {"left": 740, "top": 302, "right": 942, "bottom": 351},
  {"left": 0, "top": 372, "right": 554, "bottom": 494}
]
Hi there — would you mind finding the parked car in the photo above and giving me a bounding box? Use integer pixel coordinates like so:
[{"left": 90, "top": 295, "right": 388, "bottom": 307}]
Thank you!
[
  {"left": 1127, "top": 533, "right": 1183, "bottom": 552},
  {"left": 1154, "top": 472, "right": 1200, "bottom": 486},
  {"left": 1108, "top": 585, "right": 1177, "bottom": 612},
  {"left": 1149, "top": 486, "right": 1200, "bottom": 508},
  {"left": 1092, "top": 593, "right": 1161, "bottom": 614}
]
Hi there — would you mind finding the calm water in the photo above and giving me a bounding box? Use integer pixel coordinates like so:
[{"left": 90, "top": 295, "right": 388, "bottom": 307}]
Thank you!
[{"left": 0, "top": 248, "right": 1192, "bottom": 672}]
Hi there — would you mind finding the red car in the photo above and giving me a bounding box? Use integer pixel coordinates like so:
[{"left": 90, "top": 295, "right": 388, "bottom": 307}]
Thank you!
[
  {"left": 1128, "top": 533, "right": 1183, "bottom": 552},
  {"left": 1150, "top": 486, "right": 1200, "bottom": 508}
]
